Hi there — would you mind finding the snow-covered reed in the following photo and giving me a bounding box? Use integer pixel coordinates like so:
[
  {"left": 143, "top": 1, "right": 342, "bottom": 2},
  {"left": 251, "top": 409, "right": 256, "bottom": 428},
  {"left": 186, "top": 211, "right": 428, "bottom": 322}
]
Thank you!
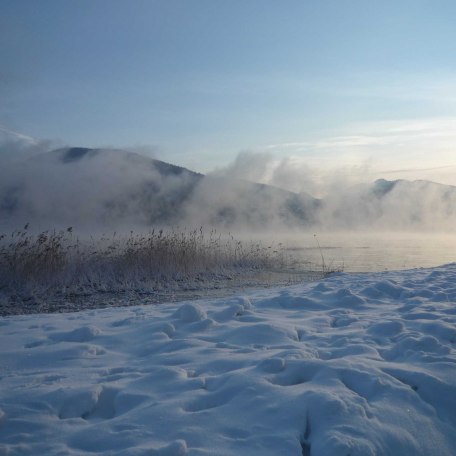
[{"left": 0, "top": 226, "right": 289, "bottom": 297}]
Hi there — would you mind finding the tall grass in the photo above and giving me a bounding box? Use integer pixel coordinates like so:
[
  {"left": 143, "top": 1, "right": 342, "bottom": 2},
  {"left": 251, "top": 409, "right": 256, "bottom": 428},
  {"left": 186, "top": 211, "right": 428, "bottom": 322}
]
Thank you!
[{"left": 0, "top": 226, "right": 289, "bottom": 297}]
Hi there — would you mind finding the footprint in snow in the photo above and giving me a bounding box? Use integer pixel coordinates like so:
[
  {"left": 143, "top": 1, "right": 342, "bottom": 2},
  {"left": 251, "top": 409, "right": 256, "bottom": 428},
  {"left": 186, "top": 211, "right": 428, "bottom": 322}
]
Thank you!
[{"left": 58, "top": 385, "right": 117, "bottom": 420}]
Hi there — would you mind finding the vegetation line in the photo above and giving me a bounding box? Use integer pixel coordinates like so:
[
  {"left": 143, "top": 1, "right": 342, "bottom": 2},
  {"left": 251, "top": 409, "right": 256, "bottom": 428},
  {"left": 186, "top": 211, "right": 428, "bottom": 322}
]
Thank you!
[
  {"left": 0, "top": 226, "right": 298, "bottom": 298},
  {"left": 0, "top": 226, "right": 342, "bottom": 316}
]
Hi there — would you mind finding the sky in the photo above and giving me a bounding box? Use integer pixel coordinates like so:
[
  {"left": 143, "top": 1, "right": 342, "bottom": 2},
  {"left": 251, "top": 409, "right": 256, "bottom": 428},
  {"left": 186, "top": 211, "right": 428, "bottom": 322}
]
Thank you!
[{"left": 1, "top": 0, "right": 456, "bottom": 186}]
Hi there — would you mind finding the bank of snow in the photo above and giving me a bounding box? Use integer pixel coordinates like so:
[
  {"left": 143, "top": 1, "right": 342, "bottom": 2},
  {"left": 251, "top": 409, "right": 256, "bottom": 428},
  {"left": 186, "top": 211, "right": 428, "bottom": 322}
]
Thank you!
[{"left": 1, "top": 265, "right": 456, "bottom": 455}]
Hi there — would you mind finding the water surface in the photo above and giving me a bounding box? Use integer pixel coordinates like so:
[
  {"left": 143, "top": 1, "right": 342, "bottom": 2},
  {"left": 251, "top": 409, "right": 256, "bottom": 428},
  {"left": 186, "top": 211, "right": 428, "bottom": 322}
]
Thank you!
[{"left": 278, "top": 232, "right": 456, "bottom": 273}]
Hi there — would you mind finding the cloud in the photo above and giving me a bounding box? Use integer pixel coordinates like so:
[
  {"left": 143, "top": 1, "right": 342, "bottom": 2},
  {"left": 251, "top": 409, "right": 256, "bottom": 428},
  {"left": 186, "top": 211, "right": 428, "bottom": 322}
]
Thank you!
[
  {"left": 0, "top": 125, "right": 58, "bottom": 165},
  {"left": 346, "top": 73, "right": 456, "bottom": 104},
  {"left": 210, "top": 150, "right": 274, "bottom": 183},
  {"left": 2, "top": 125, "right": 456, "bottom": 234},
  {"left": 266, "top": 117, "right": 456, "bottom": 152},
  {"left": 317, "top": 179, "right": 456, "bottom": 231},
  {"left": 208, "top": 150, "right": 456, "bottom": 231},
  {"left": 260, "top": 117, "right": 456, "bottom": 186},
  {"left": 0, "top": 124, "right": 37, "bottom": 144},
  {"left": 0, "top": 137, "right": 200, "bottom": 231},
  {"left": 212, "top": 150, "right": 373, "bottom": 197}
]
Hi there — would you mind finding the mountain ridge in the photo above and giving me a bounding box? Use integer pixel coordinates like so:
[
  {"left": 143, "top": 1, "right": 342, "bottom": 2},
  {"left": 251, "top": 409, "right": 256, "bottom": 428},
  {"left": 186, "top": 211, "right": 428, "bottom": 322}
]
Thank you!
[{"left": 1, "top": 146, "right": 455, "bottom": 230}]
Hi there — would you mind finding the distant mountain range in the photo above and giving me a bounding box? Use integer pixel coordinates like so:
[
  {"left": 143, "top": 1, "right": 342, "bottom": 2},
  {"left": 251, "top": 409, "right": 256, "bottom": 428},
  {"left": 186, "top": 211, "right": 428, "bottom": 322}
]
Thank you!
[
  {"left": 319, "top": 177, "right": 456, "bottom": 229},
  {"left": 1, "top": 147, "right": 455, "bottom": 231}
]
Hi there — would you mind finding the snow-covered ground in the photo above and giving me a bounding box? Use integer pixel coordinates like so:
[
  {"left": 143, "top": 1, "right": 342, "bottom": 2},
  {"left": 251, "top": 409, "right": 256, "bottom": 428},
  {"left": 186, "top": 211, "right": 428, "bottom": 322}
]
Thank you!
[{"left": 1, "top": 265, "right": 456, "bottom": 455}]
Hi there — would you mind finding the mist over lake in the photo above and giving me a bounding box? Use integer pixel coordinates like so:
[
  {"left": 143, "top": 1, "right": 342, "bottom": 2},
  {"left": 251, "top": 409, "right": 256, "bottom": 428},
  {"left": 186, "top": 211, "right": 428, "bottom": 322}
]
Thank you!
[
  {"left": 2, "top": 145, "right": 456, "bottom": 234},
  {"left": 2, "top": 144, "right": 456, "bottom": 275},
  {"left": 265, "top": 231, "right": 456, "bottom": 273}
]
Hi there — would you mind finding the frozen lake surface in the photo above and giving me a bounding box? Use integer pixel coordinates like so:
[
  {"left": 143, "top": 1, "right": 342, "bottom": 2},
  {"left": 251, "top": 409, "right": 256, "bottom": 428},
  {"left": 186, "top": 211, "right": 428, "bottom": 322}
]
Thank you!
[{"left": 1, "top": 263, "right": 456, "bottom": 455}]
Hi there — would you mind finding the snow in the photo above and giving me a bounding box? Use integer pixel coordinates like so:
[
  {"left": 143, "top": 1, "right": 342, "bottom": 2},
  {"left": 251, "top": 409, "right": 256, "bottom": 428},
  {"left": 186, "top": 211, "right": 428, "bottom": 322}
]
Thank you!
[{"left": 1, "top": 265, "right": 456, "bottom": 455}]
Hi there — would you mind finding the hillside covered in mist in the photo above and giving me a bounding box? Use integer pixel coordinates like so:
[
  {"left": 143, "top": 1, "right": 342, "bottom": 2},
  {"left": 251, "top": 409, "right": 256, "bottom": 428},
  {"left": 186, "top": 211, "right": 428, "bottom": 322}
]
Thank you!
[{"left": 1, "top": 147, "right": 455, "bottom": 231}]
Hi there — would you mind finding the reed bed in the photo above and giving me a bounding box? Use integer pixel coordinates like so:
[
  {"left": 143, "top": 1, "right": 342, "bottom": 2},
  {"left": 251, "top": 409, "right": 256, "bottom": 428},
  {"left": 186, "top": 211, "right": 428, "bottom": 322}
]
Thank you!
[{"left": 0, "top": 226, "right": 289, "bottom": 298}]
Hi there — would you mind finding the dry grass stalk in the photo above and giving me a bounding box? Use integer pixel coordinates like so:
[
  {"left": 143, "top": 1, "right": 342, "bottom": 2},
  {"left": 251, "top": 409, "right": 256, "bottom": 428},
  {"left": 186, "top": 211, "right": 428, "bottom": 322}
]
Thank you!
[{"left": 0, "top": 226, "right": 289, "bottom": 296}]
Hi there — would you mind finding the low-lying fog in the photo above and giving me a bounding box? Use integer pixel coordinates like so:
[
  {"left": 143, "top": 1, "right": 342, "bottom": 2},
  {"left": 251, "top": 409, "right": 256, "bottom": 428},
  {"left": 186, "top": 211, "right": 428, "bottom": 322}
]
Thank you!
[
  {"left": 242, "top": 231, "right": 456, "bottom": 273},
  {"left": 1, "top": 139, "right": 456, "bottom": 272}
]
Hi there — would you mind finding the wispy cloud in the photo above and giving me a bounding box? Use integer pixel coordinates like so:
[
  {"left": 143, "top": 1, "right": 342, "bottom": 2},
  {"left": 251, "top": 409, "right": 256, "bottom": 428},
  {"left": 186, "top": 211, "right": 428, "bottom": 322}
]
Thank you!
[
  {"left": 245, "top": 117, "right": 456, "bottom": 192},
  {"left": 0, "top": 125, "right": 59, "bottom": 165},
  {"left": 264, "top": 117, "right": 456, "bottom": 161},
  {"left": 348, "top": 75, "right": 456, "bottom": 104},
  {"left": 0, "top": 124, "right": 39, "bottom": 144}
]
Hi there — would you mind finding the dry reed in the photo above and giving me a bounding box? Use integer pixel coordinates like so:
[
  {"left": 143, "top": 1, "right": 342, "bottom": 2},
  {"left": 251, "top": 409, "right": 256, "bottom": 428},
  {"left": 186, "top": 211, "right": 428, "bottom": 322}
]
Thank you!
[{"left": 0, "top": 226, "right": 289, "bottom": 297}]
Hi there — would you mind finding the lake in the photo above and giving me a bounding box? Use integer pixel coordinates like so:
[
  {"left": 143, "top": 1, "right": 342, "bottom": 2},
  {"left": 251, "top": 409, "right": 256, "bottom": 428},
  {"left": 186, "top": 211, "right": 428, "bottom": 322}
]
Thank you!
[{"left": 268, "top": 231, "right": 456, "bottom": 273}]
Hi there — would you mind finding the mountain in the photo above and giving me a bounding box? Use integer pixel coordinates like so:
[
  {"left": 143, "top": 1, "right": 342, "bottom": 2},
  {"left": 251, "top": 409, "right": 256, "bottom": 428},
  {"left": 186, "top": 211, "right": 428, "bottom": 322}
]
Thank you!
[
  {"left": 319, "top": 178, "right": 456, "bottom": 230},
  {"left": 0, "top": 147, "right": 319, "bottom": 230},
  {"left": 0, "top": 147, "right": 202, "bottom": 229},
  {"left": 183, "top": 176, "right": 321, "bottom": 228},
  {"left": 46, "top": 147, "right": 198, "bottom": 178},
  {"left": 2, "top": 146, "right": 454, "bottom": 231}
]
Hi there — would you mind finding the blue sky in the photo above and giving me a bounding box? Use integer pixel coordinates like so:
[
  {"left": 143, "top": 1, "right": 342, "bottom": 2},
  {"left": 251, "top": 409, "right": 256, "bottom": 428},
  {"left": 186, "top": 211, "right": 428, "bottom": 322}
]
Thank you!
[{"left": 1, "top": 0, "right": 456, "bottom": 184}]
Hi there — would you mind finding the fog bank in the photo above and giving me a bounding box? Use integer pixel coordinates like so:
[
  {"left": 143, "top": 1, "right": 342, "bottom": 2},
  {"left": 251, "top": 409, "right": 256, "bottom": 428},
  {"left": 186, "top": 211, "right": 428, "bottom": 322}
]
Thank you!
[{"left": 1, "top": 140, "right": 456, "bottom": 233}]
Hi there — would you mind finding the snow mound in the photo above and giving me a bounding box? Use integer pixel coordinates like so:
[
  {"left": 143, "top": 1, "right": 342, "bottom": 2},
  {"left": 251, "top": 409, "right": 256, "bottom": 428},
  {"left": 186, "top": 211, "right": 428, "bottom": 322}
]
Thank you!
[
  {"left": 1, "top": 264, "right": 456, "bottom": 455},
  {"left": 50, "top": 325, "right": 101, "bottom": 342},
  {"left": 173, "top": 302, "right": 207, "bottom": 323}
]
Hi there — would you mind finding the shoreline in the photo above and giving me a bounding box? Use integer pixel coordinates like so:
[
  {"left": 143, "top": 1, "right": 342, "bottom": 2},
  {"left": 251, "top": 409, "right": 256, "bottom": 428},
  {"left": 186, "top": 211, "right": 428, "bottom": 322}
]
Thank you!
[{"left": 0, "top": 269, "right": 323, "bottom": 317}]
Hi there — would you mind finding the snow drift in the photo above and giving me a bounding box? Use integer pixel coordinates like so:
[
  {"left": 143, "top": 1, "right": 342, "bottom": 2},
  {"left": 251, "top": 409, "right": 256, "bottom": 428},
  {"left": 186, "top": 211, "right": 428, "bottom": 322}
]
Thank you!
[{"left": 1, "top": 264, "right": 455, "bottom": 455}]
